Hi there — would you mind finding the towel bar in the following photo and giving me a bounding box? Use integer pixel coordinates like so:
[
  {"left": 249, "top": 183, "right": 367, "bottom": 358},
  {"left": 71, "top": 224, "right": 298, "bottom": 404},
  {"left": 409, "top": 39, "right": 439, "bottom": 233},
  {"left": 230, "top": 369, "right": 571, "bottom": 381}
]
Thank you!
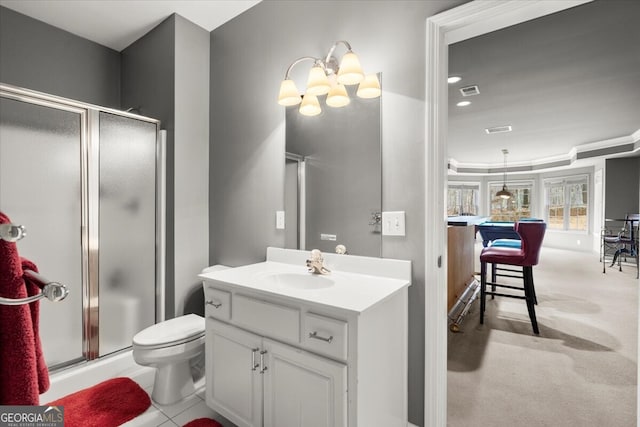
[{"left": 0, "top": 270, "right": 69, "bottom": 306}]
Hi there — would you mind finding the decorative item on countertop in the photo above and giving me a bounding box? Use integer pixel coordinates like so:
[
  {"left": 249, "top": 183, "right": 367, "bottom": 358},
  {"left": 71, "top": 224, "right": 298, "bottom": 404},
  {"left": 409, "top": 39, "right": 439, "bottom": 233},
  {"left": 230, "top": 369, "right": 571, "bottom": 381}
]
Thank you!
[
  {"left": 335, "top": 244, "right": 348, "bottom": 255},
  {"left": 306, "top": 249, "right": 331, "bottom": 275}
]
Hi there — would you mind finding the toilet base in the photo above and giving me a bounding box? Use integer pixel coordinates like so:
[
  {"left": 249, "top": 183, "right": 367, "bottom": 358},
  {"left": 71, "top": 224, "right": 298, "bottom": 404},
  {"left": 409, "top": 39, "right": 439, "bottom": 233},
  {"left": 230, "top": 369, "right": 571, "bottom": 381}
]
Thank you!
[{"left": 151, "top": 360, "right": 195, "bottom": 405}]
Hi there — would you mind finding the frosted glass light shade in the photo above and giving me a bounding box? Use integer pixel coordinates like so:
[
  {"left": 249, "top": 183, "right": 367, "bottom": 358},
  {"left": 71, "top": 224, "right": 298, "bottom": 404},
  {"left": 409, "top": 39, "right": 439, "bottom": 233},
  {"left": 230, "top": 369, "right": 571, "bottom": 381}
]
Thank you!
[
  {"left": 299, "top": 94, "right": 322, "bottom": 116},
  {"left": 356, "top": 74, "right": 381, "bottom": 99},
  {"left": 306, "top": 66, "right": 331, "bottom": 96},
  {"left": 278, "top": 79, "right": 302, "bottom": 106},
  {"left": 337, "top": 52, "right": 364, "bottom": 85},
  {"left": 326, "top": 84, "right": 350, "bottom": 108}
]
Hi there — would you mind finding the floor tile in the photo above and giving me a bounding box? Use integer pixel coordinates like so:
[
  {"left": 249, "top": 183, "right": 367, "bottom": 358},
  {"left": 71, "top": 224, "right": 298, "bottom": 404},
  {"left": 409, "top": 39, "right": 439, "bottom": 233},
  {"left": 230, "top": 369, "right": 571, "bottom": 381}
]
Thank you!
[
  {"left": 153, "top": 392, "right": 202, "bottom": 418},
  {"left": 158, "top": 420, "right": 179, "bottom": 427},
  {"left": 120, "top": 404, "right": 171, "bottom": 427}
]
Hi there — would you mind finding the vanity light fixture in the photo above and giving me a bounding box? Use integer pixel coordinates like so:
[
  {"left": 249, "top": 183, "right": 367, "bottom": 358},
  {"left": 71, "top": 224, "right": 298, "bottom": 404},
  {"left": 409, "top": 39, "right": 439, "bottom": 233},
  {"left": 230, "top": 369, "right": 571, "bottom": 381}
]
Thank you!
[
  {"left": 496, "top": 149, "right": 513, "bottom": 200},
  {"left": 278, "top": 40, "right": 380, "bottom": 116}
]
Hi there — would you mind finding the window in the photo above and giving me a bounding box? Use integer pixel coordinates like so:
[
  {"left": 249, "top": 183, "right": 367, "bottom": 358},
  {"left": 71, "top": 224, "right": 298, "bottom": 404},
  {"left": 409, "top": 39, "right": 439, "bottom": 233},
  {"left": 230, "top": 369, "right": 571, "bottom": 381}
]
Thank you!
[
  {"left": 489, "top": 181, "right": 533, "bottom": 221},
  {"left": 447, "top": 183, "right": 479, "bottom": 216},
  {"left": 544, "top": 175, "right": 588, "bottom": 231}
]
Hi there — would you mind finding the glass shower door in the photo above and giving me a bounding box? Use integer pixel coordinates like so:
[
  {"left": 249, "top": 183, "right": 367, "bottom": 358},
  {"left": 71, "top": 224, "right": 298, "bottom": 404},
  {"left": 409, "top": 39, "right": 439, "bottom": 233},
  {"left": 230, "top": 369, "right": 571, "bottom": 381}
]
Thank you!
[
  {"left": 98, "top": 112, "right": 157, "bottom": 356},
  {"left": 0, "top": 97, "right": 84, "bottom": 368}
]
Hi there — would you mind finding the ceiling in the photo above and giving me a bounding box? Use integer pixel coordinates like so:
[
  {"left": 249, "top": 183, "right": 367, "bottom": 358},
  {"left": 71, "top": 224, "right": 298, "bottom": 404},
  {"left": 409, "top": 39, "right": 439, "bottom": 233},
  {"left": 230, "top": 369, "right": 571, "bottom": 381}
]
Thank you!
[
  {"left": 0, "top": 0, "right": 261, "bottom": 51},
  {"left": 447, "top": 0, "right": 640, "bottom": 167}
]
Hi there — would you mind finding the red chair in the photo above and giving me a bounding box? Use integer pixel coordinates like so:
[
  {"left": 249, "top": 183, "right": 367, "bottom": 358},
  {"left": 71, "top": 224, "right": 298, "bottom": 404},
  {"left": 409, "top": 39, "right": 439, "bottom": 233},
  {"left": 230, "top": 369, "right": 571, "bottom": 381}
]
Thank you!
[{"left": 480, "top": 221, "right": 546, "bottom": 334}]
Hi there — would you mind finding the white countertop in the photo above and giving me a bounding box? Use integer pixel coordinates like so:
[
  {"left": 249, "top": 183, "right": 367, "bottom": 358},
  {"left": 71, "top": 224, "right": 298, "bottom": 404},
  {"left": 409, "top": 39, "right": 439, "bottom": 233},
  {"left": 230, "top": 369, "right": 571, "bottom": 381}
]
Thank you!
[{"left": 199, "top": 258, "right": 411, "bottom": 314}]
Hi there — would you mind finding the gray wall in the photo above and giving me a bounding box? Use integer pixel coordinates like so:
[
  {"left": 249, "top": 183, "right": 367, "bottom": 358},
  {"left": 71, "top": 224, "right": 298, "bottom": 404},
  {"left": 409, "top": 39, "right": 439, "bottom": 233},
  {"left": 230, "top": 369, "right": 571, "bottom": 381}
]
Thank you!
[
  {"left": 122, "top": 14, "right": 211, "bottom": 319},
  {"left": 209, "top": 1, "right": 468, "bottom": 425},
  {"left": 174, "top": 15, "right": 210, "bottom": 317},
  {"left": 121, "top": 15, "right": 177, "bottom": 319},
  {"left": 0, "top": 6, "right": 121, "bottom": 108},
  {"left": 605, "top": 157, "right": 640, "bottom": 219}
]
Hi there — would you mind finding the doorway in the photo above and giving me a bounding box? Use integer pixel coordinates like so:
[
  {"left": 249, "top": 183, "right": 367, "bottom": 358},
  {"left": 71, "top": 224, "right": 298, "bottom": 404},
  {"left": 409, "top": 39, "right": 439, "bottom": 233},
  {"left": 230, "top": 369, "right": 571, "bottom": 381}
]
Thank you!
[{"left": 424, "top": 1, "right": 598, "bottom": 425}]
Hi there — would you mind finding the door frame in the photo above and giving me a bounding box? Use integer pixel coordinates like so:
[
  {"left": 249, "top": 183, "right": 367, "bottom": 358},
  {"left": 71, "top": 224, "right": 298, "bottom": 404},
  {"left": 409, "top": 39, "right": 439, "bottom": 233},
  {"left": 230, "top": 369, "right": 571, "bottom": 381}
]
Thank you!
[{"left": 423, "top": 1, "right": 593, "bottom": 425}]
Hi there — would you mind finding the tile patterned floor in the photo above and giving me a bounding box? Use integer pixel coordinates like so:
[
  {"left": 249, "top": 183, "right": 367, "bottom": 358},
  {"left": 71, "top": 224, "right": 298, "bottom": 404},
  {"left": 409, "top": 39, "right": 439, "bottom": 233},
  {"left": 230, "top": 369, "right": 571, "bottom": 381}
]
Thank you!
[{"left": 122, "top": 376, "right": 236, "bottom": 427}]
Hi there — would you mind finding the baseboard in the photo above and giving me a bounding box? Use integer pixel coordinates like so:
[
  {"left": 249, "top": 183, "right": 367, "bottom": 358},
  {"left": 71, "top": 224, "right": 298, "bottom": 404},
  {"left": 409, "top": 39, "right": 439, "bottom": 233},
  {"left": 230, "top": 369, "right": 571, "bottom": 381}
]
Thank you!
[{"left": 408, "top": 423, "right": 419, "bottom": 427}]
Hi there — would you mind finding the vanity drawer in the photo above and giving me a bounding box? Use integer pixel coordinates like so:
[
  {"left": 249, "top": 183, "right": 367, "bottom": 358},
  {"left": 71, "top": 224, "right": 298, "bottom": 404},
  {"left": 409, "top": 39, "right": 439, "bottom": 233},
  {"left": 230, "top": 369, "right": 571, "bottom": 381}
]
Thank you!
[
  {"left": 204, "top": 287, "right": 231, "bottom": 321},
  {"left": 303, "top": 313, "right": 348, "bottom": 361},
  {"left": 233, "top": 295, "right": 300, "bottom": 343}
]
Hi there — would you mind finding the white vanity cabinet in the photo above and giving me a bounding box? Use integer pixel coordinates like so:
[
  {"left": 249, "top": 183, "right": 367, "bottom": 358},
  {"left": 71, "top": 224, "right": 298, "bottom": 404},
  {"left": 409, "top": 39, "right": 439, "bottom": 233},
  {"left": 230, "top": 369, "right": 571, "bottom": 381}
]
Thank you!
[
  {"left": 206, "top": 318, "right": 347, "bottom": 427},
  {"left": 201, "top": 247, "right": 411, "bottom": 427}
]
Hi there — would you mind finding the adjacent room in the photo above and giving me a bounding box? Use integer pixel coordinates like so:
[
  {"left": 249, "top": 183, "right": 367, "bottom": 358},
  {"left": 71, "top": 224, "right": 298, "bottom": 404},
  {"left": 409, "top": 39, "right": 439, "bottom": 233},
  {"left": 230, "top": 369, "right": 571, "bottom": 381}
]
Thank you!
[{"left": 443, "top": 2, "right": 640, "bottom": 425}]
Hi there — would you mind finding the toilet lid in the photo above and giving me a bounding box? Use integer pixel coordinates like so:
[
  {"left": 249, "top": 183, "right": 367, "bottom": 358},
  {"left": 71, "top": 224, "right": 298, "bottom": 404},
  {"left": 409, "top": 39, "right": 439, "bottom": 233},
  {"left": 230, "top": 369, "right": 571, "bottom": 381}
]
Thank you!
[{"left": 133, "top": 314, "right": 205, "bottom": 347}]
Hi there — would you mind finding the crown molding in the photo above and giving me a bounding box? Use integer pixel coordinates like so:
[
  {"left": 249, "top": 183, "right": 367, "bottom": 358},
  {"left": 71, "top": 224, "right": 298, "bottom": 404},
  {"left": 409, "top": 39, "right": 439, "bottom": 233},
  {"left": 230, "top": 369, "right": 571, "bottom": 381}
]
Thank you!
[{"left": 448, "top": 128, "right": 640, "bottom": 174}]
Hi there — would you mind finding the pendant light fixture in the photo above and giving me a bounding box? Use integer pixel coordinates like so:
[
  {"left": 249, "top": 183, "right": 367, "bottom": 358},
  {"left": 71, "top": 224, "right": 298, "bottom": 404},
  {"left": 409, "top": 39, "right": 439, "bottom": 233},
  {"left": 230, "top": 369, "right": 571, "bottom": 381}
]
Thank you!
[
  {"left": 277, "top": 41, "right": 380, "bottom": 116},
  {"left": 496, "top": 149, "right": 513, "bottom": 200}
]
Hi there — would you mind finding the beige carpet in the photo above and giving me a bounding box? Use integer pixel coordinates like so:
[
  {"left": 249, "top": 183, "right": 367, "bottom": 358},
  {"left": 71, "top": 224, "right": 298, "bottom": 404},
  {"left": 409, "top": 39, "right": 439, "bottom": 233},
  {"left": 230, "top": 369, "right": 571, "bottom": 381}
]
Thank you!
[{"left": 448, "top": 244, "right": 638, "bottom": 427}]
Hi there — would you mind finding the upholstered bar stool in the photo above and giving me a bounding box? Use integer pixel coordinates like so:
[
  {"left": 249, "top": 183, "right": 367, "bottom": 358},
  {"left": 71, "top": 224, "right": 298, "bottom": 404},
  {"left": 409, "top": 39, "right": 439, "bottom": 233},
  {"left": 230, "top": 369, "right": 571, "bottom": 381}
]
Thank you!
[
  {"left": 480, "top": 221, "right": 546, "bottom": 334},
  {"left": 487, "top": 239, "right": 537, "bottom": 305}
]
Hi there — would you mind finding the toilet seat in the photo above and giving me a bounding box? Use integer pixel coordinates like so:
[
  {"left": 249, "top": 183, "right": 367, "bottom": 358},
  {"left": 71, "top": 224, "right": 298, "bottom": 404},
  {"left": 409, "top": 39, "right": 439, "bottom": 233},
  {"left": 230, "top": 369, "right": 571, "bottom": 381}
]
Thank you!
[{"left": 133, "top": 313, "right": 205, "bottom": 349}]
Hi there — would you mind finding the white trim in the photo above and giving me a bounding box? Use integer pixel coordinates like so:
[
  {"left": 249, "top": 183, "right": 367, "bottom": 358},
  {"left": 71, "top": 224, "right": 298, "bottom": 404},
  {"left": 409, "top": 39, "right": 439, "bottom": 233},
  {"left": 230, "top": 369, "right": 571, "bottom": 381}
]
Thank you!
[
  {"left": 448, "top": 127, "right": 640, "bottom": 171},
  {"left": 424, "top": 1, "right": 595, "bottom": 426}
]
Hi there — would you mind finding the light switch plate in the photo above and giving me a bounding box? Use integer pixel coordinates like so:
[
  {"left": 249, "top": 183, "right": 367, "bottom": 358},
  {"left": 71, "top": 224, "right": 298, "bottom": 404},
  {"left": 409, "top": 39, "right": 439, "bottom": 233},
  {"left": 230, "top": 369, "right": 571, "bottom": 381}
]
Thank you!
[
  {"left": 382, "top": 211, "right": 406, "bottom": 236},
  {"left": 276, "top": 211, "right": 285, "bottom": 229}
]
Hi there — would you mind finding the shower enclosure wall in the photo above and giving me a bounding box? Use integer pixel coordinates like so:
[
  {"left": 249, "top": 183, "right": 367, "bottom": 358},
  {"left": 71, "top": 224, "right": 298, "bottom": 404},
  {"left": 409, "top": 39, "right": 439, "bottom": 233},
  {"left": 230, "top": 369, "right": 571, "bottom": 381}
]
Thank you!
[{"left": 0, "top": 84, "right": 164, "bottom": 370}]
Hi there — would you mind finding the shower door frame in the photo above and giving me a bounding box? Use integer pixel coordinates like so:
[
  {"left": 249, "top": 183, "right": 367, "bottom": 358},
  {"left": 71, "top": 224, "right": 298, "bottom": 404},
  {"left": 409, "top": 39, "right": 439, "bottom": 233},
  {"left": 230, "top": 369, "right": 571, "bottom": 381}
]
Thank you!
[{"left": 0, "top": 83, "right": 165, "bottom": 365}]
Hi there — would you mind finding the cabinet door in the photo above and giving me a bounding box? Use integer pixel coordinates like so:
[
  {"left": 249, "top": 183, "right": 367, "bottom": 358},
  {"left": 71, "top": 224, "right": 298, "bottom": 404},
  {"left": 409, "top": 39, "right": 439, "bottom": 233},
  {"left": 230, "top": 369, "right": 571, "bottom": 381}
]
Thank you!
[
  {"left": 262, "top": 338, "right": 347, "bottom": 427},
  {"left": 205, "top": 319, "right": 263, "bottom": 427}
]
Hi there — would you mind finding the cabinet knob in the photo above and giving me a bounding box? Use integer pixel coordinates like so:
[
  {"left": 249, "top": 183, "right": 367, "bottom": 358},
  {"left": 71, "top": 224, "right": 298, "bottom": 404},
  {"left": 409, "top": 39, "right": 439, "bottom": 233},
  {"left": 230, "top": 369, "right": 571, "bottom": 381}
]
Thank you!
[{"left": 206, "top": 300, "right": 222, "bottom": 308}]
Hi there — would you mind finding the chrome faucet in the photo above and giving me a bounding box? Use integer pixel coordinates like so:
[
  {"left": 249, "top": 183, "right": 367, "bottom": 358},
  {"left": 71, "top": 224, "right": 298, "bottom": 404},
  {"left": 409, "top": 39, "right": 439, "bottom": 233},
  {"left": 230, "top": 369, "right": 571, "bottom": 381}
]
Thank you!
[{"left": 306, "top": 249, "right": 331, "bottom": 275}]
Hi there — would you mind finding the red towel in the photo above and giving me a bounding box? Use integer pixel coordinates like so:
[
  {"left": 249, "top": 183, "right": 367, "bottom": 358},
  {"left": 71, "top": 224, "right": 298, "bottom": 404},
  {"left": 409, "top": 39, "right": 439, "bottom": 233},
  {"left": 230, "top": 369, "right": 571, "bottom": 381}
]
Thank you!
[{"left": 0, "top": 211, "right": 49, "bottom": 404}]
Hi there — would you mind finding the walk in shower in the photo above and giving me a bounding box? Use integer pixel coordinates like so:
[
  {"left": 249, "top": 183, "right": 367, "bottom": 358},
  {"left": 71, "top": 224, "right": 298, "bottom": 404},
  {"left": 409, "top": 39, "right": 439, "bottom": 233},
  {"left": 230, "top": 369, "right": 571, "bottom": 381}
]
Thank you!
[{"left": 0, "top": 84, "right": 164, "bottom": 370}]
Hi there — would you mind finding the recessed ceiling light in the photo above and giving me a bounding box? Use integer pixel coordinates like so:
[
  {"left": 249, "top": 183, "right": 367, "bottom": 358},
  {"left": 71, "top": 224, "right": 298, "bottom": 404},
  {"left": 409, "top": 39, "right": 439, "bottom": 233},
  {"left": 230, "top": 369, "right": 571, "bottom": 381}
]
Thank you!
[
  {"left": 448, "top": 76, "right": 462, "bottom": 84},
  {"left": 457, "top": 101, "right": 471, "bottom": 107}
]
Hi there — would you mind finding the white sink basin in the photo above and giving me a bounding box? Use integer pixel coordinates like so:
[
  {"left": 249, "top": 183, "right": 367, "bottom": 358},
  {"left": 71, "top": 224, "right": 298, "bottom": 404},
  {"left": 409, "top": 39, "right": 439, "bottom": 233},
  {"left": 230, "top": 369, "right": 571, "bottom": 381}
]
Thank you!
[
  {"left": 199, "top": 248, "right": 412, "bottom": 313},
  {"left": 261, "top": 272, "right": 334, "bottom": 290}
]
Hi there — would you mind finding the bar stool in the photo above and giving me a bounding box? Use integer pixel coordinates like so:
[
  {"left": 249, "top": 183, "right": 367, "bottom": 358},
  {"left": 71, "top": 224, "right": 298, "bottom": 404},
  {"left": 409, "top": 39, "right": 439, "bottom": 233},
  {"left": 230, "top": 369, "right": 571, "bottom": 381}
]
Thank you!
[{"left": 480, "top": 221, "right": 546, "bottom": 334}]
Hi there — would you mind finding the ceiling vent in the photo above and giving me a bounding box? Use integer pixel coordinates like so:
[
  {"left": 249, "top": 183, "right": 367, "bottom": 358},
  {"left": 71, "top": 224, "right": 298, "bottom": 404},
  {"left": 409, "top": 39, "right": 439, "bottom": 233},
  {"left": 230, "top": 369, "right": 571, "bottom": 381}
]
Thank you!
[
  {"left": 485, "top": 125, "right": 512, "bottom": 134},
  {"left": 459, "top": 85, "right": 480, "bottom": 96}
]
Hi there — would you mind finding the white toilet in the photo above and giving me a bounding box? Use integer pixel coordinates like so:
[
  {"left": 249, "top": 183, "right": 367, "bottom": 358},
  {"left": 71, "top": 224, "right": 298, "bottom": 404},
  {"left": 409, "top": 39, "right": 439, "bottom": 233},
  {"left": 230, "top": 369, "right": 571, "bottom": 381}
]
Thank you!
[{"left": 132, "top": 313, "right": 205, "bottom": 405}]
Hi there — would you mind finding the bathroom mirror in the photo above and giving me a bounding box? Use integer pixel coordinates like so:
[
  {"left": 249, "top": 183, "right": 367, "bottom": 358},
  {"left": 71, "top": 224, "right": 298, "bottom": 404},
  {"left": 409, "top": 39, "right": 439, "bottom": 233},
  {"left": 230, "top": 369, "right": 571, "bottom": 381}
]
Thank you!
[{"left": 284, "top": 76, "right": 382, "bottom": 257}]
